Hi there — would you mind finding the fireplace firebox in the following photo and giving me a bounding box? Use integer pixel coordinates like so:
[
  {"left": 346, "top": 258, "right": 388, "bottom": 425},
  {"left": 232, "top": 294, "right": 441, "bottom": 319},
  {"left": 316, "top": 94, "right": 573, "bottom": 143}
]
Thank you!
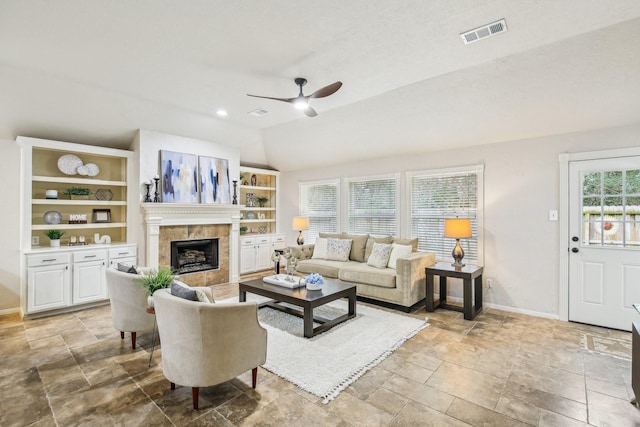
[{"left": 170, "top": 239, "right": 219, "bottom": 274}]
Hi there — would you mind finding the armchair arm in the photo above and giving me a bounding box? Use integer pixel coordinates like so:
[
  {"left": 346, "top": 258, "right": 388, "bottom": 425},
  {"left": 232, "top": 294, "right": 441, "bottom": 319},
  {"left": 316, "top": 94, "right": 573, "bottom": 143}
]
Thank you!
[{"left": 396, "top": 251, "right": 436, "bottom": 305}]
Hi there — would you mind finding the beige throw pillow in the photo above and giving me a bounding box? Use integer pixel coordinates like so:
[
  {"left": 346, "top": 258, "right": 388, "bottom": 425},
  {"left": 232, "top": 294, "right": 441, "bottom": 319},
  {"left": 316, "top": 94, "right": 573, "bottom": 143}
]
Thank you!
[
  {"left": 367, "top": 243, "right": 393, "bottom": 269},
  {"left": 326, "top": 238, "right": 352, "bottom": 261},
  {"left": 342, "top": 233, "right": 369, "bottom": 262}
]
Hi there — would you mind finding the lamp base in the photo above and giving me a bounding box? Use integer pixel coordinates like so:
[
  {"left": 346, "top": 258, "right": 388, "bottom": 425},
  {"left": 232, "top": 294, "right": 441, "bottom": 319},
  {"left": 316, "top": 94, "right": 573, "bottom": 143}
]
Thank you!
[
  {"left": 451, "top": 239, "right": 465, "bottom": 268},
  {"left": 296, "top": 231, "right": 304, "bottom": 246}
]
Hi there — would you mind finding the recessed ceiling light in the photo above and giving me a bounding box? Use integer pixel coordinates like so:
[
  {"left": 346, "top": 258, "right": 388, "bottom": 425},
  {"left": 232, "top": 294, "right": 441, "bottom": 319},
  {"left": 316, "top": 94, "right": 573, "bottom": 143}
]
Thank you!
[{"left": 216, "top": 109, "right": 228, "bottom": 117}]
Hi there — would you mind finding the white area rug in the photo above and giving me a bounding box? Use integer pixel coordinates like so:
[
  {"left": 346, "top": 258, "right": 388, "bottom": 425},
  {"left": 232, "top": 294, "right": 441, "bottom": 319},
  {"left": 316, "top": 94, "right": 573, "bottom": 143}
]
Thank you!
[{"left": 221, "top": 295, "right": 429, "bottom": 403}]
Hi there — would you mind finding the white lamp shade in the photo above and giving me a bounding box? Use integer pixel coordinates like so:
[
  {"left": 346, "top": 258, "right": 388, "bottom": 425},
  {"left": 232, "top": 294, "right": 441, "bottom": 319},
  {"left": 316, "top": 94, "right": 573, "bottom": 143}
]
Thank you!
[
  {"left": 444, "top": 218, "right": 472, "bottom": 239},
  {"left": 292, "top": 216, "right": 309, "bottom": 231}
]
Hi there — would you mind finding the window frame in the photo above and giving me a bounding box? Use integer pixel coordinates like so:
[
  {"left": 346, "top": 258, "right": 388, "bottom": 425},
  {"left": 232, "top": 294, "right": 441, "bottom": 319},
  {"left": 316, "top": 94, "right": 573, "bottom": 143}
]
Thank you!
[
  {"left": 343, "top": 173, "right": 401, "bottom": 237},
  {"left": 405, "top": 164, "right": 484, "bottom": 264},
  {"left": 298, "top": 178, "right": 340, "bottom": 244}
]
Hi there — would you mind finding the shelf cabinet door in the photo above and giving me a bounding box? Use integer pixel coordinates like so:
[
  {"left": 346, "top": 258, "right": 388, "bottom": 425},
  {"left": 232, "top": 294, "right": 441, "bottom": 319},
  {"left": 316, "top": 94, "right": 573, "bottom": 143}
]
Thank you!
[
  {"left": 72, "top": 260, "right": 107, "bottom": 304},
  {"left": 27, "top": 264, "right": 71, "bottom": 313},
  {"left": 256, "top": 243, "right": 272, "bottom": 271},
  {"left": 240, "top": 245, "right": 257, "bottom": 274}
]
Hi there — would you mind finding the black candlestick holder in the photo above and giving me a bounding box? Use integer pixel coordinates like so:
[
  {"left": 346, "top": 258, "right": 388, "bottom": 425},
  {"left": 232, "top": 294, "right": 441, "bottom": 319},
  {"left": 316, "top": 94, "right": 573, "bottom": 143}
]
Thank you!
[
  {"left": 143, "top": 182, "right": 152, "bottom": 203},
  {"left": 232, "top": 180, "right": 238, "bottom": 205},
  {"left": 153, "top": 177, "right": 160, "bottom": 202}
]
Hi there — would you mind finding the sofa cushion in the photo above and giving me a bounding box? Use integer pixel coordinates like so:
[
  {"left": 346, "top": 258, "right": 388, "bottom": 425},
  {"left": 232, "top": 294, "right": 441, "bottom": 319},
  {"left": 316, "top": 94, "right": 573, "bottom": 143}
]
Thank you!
[
  {"left": 387, "top": 244, "right": 413, "bottom": 269},
  {"left": 319, "top": 232, "right": 343, "bottom": 240},
  {"left": 296, "top": 259, "right": 360, "bottom": 278},
  {"left": 392, "top": 237, "right": 419, "bottom": 252},
  {"left": 367, "top": 243, "right": 393, "bottom": 269},
  {"left": 311, "top": 238, "right": 328, "bottom": 259},
  {"left": 342, "top": 233, "right": 368, "bottom": 262},
  {"left": 326, "top": 238, "right": 352, "bottom": 261},
  {"left": 338, "top": 263, "right": 397, "bottom": 288},
  {"left": 365, "top": 236, "right": 393, "bottom": 260}
]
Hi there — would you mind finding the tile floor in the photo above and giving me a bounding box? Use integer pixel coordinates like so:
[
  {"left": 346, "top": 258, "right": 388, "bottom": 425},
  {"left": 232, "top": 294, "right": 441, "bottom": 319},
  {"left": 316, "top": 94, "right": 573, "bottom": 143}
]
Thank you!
[{"left": 1, "top": 280, "right": 640, "bottom": 426}]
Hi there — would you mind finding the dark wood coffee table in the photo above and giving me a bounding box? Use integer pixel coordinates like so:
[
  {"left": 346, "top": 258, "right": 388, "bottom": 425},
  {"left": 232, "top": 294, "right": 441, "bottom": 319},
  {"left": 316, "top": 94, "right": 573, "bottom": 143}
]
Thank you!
[{"left": 239, "top": 278, "right": 356, "bottom": 338}]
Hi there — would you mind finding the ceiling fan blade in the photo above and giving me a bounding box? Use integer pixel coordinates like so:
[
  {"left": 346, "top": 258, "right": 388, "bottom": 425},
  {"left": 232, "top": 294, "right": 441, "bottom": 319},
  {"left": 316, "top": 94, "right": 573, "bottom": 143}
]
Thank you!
[
  {"left": 309, "top": 81, "right": 342, "bottom": 99},
  {"left": 303, "top": 106, "right": 318, "bottom": 117},
  {"left": 247, "top": 94, "right": 296, "bottom": 103}
]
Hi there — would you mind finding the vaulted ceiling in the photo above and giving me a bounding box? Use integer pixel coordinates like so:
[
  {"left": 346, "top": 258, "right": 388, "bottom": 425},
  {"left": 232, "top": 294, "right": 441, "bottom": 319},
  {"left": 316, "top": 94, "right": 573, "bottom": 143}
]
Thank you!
[{"left": 1, "top": 1, "right": 639, "bottom": 171}]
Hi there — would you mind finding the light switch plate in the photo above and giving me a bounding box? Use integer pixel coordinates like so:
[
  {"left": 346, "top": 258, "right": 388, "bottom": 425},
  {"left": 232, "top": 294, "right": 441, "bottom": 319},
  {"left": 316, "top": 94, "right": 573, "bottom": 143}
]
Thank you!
[
  {"left": 548, "top": 210, "right": 558, "bottom": 221},
  {"left": 32, "top": 236, "right": 39, "bottom": 246}
]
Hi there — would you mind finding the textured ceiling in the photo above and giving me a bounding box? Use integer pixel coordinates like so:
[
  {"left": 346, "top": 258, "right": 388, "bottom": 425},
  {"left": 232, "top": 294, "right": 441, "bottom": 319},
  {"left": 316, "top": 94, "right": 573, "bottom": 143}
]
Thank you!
[{"left": 1, "top": 1, "right": 639, "bottom": 171}]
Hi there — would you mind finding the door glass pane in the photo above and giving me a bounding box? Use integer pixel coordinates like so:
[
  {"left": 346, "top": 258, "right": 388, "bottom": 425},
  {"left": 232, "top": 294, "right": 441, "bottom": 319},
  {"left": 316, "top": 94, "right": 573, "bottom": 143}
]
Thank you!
[
  {"left": 582, "top": 168, "right": 639, "bottom": 249},
  {"left": 583, "top": 172, "right": 601, "bottom": 195}
]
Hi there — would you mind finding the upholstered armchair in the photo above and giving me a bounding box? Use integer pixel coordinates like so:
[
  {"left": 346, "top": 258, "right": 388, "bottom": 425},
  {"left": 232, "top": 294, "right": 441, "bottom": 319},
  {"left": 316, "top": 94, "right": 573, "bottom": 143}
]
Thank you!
[
  {"left": 153, "top": 289, "right": 268, "bottom": 410},
  {"left": 105, "top": 267, "right": 155, "bottom": 349}
]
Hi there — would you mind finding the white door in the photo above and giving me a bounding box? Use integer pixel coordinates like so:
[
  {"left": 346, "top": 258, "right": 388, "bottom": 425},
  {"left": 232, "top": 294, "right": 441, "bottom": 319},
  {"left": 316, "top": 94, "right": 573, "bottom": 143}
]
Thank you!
[
  {"left": 569, "top": 157, "right": 640, "bottom": 331},
  {"left": 73, "top": 260, "right": 107, "bottom": 304},
  {"left": 27, "top": 264, "right": 70, "bottom": 312}
]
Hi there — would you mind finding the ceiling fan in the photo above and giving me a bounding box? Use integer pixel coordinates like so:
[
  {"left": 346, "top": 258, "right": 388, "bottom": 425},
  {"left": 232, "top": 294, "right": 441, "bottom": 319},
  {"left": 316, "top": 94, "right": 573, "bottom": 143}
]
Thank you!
[{"left": 247, "top": 78, "right": 342, "bottom": 117}]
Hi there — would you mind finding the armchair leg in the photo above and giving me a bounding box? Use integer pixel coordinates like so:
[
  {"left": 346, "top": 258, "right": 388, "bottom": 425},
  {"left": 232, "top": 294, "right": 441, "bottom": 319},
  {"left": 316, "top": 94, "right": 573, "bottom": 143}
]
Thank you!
[
  {"left": 131, "top": 332, "right": 137, "bottom": 349},
  {"left": 120, "top": 331, "right": 124, "bottom": 339},
  {"left": 192, "top": 387, "right": 199, "bottom": 410},
  {"left": 252, "top": 367, "right": 258, "bottom": 389}
]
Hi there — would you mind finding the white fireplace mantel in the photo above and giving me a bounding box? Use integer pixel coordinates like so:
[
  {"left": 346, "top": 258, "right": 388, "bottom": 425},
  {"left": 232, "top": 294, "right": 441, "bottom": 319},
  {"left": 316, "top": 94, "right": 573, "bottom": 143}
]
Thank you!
[{"left": 141, "top": 203, "right": 241, "bottom": 282}]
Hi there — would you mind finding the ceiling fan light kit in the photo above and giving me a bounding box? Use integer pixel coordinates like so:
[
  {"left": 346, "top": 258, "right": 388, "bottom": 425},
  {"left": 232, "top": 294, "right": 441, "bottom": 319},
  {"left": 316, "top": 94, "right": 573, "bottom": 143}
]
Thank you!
[{"left": 248, "top": 77, "right": 342, "bottom": 117}]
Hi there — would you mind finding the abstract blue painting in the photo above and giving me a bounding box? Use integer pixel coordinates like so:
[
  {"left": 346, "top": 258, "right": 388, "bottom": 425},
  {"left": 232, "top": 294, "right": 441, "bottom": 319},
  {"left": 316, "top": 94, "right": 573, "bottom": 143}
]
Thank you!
[
  {"left": 160, "top": 150, "right": 198, "bottom": 203},
  {"left": 199, "top": 155, "right": 231, "bottom": 204}
]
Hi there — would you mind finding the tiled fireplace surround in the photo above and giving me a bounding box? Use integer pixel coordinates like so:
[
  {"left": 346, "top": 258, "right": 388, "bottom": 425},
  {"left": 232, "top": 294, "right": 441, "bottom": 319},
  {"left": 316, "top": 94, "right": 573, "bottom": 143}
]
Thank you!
[{"left": 141, "top": 204, "right": 241, "bottom": 286}]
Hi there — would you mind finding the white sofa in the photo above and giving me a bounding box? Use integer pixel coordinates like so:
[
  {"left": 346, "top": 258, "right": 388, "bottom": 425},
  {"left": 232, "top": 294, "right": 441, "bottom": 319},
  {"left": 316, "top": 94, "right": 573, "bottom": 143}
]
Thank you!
[{"left": 289, "top": 233, "right": 435, "bottom": 311}]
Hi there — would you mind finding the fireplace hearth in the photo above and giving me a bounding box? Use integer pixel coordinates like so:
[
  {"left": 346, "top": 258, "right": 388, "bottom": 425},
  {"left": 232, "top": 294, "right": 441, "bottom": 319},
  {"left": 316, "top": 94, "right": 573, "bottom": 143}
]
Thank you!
[{"left": 171, "top": 239, "right": 219, "bottom": 274}]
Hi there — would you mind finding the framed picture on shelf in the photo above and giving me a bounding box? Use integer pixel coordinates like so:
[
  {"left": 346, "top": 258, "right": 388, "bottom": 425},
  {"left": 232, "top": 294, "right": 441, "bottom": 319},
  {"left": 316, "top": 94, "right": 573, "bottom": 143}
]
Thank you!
[{"left": 92, "top": 209, "right": 111, "bottom": 223}]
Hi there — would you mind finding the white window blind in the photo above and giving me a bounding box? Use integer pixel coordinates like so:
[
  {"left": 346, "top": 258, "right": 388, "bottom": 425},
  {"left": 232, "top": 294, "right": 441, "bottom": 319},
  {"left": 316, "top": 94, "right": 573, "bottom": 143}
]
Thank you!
[
  {"left": 299, "top": 181, "right": 339, "bottom": 243},
  {"left": 347, "top": 176, "right": 398, "bottom": 236},
  {"left": 409, "top": 167, "right": 482, "bottom": 262}
]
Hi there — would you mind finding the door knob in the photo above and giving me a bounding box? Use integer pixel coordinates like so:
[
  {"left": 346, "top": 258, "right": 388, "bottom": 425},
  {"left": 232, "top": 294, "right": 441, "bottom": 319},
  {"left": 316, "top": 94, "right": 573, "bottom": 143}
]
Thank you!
[
  {"left": 571, "top": 236, "right": 579, "bottom": 242},
  {"left": 571, "top": 247, "right": 579, "bottom": 253}
]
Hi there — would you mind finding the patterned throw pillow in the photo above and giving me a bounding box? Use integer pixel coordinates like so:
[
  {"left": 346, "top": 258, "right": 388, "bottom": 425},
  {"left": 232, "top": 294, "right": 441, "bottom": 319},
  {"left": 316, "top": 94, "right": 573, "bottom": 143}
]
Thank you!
[
  {"left": 367, "top": 243, "right": 393, "bottom": 269},
  {"left": 326, "top": 238, "right": 352, "bottom": 262}
]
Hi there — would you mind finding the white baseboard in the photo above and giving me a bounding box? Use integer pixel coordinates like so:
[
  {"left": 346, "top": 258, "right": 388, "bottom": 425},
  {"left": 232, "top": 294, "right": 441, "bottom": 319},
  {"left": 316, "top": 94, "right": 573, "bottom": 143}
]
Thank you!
[
  {"left": 0, "top": 306, "right": 22, "bottom": 317},
  {"left": 436, "top": 294, "right": 560, "bottom": 320}
]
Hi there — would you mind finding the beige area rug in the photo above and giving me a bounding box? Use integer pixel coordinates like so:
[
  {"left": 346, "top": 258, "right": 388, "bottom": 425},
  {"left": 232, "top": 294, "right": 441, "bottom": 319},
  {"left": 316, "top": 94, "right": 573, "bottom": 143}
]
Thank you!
[{"left": 222, "top": 296, "right": 429, "bottom": 403}]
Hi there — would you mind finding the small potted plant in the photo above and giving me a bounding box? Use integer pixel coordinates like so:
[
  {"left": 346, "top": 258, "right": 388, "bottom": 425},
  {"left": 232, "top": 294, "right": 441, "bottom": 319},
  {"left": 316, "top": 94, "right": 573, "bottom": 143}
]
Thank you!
[
  {"left": 139, "top": 267, "right": 175, "bottom": 307},
  {"left": 256, "top": 196, "right": 269, "bottom": 207},
  {"left": 45, "top": 230, "right": 65, "bottom": 247},
  {"left": 240, "top": 226, "right": 248, "bottom": 235},
  {"left": 64, "top": 187, "right": 92, "bottom": 200}
]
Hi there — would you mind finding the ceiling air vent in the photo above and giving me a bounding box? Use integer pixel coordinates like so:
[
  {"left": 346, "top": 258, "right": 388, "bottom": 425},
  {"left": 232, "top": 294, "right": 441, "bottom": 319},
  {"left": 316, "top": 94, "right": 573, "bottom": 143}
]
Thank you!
[
  {"left": 248, "top": 108, "right": 268, "bottom": 116},
  {"left": 460, "top": 19, "right": 507, "bottom": 45}
]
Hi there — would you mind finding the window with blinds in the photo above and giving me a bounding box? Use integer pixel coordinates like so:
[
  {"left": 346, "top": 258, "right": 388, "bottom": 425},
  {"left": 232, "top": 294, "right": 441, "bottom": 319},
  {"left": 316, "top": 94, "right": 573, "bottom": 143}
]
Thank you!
[
  {"left": 409, "top": 166, "right": 483, "bottom": 263},
  {"left": 299, "top": 180, "right": 339, "bottom": 243},
  {"left": 347, "top": 175, "right": 398, "bottom": 236}
]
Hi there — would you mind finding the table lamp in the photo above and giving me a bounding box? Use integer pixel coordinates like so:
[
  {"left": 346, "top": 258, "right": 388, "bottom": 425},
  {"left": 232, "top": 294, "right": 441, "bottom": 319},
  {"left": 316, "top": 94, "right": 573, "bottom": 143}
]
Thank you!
[
  {"left": 292, "top": 216, "right": 309, "bottom": 245},
  {"left": 444, "top": 218, "right": 472, "bottom": 267}
]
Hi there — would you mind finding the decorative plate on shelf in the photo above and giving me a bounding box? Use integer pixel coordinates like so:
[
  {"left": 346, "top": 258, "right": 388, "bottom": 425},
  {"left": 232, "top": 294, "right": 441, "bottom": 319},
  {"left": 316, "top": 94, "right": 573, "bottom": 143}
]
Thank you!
[
  {"left": 94, "top": 189, "right": 113, "bottom": 201},
  {"left": 246, "top": 211, "right": 256, "bottom": 220},
  {"left": 57, "top": 154, "right": 83, "bottom": 175},
  {"left": 43, "top": 210, "right": 62, "bottom": 225},
  {"left": 84, "top": 163, "right": 100, "bottom": 177}
]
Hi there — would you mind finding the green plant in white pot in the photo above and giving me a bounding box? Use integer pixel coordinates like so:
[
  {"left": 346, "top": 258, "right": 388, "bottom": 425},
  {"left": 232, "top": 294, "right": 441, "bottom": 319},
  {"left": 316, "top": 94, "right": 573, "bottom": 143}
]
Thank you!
[
  {"left": 139, "top": 267, "right": 175, "bottom": 307},
  {"left": 45, "top": 230, "right": 65, "bottom": 247}
]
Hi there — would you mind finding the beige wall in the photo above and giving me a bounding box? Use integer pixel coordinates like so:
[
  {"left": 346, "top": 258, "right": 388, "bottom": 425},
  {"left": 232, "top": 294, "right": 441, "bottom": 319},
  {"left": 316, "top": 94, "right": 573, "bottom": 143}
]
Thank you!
[
  {"left": 0, "top": 140, "right": 23, "bottom": 313},
  {"left": 278, "top": 123, "right": 640, "bottom": 318}
]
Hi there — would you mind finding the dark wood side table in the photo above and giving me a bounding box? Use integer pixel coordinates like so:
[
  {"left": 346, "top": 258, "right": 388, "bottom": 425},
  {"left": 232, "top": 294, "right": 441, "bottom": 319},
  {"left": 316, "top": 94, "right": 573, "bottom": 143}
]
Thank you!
[{"left": 425, "top": 262, "right": 484, "bottom": 320}]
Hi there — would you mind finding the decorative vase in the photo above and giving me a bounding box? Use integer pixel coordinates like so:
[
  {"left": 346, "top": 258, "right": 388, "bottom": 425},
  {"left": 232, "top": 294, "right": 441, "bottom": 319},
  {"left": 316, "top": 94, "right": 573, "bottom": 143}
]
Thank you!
[
  {"left": 147, "top": 295, "right": 154, "bottom": 308},
  {"left": 50, "top": 239, "right": 60, "bottom": 247},
  {"left": 306, "top": 282, "right": 323, "bottom": 291}
]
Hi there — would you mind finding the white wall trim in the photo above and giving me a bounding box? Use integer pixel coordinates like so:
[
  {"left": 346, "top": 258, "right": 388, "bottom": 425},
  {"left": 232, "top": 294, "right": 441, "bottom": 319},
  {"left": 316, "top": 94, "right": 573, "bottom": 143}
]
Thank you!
[
  {"left": 0, "top": 307, "right": 22, "bottom": 317},
  {"left": 558, "top": 146, "right": 640, "bottom": 322}
]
